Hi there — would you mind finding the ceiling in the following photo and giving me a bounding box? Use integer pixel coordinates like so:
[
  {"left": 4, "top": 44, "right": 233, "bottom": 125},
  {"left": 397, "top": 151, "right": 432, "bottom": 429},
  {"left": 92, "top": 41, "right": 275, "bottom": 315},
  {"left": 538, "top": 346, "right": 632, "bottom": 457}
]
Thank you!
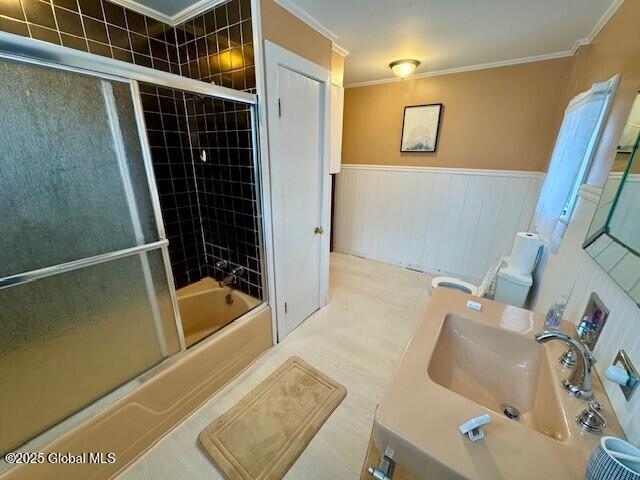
[
  {"left": 127, "top": 0, "right": 198, "bottom": 18},
  {"left": 121, "top": 0, "right": 618, "bottom": 85},
  {"left": 277, "top": 0, "right": 618, "bottom": 85}
]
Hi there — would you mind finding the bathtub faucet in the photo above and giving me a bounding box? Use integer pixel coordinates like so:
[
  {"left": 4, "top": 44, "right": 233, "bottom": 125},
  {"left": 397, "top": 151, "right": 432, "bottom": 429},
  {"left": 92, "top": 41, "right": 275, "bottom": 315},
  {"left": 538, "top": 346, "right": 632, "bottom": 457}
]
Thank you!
[{"left": 219, "top": 266, "right": 245, "bottom": 288}]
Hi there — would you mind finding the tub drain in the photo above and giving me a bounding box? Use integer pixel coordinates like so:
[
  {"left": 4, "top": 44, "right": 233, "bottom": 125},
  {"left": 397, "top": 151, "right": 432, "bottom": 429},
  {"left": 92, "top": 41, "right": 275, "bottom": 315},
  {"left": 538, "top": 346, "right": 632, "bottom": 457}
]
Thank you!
[{"left": 501, "top": 404, "right": 521, "bottom": 421}]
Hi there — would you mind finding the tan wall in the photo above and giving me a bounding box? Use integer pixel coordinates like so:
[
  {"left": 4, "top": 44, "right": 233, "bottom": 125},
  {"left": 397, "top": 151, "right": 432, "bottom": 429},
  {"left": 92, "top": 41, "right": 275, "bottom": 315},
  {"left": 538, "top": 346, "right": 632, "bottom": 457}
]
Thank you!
[
  {"left": 562, "top": 1, "right": 640, "bottom": 186},
  {"left": 260, "top": 0, "right": 332, "bottom": 71},
  {"left": 342, "top": 1, "right": 640, "bottom": 174},
  {"left": 331, "top": 50, "right": 345, "bottom": 86},
  {"left": 612, "top": 151, "right": 636, "bottom": 173},
  {"left": 342, "top": 58, "right": 572, "bottom": 171}
]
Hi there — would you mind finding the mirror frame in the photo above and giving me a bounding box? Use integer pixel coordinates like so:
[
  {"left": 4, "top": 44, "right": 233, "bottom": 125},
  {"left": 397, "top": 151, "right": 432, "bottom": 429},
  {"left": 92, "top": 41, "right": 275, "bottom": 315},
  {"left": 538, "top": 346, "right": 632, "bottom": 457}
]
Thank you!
[{"left": 583, "top": 136, "right": 640, "bottom": 307}]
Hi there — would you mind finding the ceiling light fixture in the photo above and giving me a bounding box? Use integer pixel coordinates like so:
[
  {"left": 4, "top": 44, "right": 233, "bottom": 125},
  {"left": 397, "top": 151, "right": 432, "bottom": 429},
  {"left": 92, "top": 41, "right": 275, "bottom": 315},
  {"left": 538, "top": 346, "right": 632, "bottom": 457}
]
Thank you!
[{"left": 389, "top": 59, "right": 420, "bottom": 79}]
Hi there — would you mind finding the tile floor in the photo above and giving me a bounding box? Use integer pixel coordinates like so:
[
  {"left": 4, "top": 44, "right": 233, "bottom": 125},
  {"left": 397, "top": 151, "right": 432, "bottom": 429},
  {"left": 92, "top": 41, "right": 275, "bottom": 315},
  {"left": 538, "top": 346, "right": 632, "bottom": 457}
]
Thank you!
[{"left": 118, "top": 252, "right": 433, "bottom": 479}]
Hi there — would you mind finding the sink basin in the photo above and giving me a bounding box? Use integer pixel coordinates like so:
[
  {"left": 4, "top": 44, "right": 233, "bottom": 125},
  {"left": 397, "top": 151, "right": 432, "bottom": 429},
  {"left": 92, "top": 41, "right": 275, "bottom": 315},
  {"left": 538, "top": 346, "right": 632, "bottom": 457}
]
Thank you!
[
  {"left": 427, "top": 314, "right": 568, "bottom": 441},
  {"left": 373, "top": 288, "right": 626, "bottom": 480}
]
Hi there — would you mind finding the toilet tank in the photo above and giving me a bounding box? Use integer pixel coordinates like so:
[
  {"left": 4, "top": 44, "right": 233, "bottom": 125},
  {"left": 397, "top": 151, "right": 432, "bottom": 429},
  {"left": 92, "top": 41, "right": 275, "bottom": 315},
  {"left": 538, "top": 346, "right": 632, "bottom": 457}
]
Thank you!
[{"left": 494, "top": 267, "right": 533, "bottom": 308}]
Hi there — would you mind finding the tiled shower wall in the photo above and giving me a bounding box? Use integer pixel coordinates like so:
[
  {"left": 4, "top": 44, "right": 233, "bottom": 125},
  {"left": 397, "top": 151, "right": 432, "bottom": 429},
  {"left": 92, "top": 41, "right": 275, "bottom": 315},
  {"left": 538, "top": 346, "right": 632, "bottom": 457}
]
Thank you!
[
  {"left": 187, "top": 96, "right": 263, "bottom": 298},
  {"left": 0, "top": 0, "right": 254, "bottom": 89},
  {"left": 176, "top": 0, "right": 262, "bottom": 298},
  {"left": 176, "top": 0, "right": 255, "bottom": 91},
  {"left": 0, "top": 0, "right": 262, "bottom": 296},
  {"left": 0, "top": 0, "right": 182, "bottom": 73},
  {"left": 140, "top": 84, "right": 205, "bottom": 288}
]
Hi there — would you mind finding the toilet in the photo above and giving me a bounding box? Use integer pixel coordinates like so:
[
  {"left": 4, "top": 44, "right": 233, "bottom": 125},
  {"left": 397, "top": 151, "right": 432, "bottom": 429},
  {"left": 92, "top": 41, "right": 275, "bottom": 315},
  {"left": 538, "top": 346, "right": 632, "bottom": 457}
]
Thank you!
[
  {"left": 430, "top": 256, "right": 503, "bottom": 298},
  {"left": 430, "top": 256, "right": 534, "bottom": 308},
  {"left": 429, "top": 231, "right": 540, "bottom": 308}
]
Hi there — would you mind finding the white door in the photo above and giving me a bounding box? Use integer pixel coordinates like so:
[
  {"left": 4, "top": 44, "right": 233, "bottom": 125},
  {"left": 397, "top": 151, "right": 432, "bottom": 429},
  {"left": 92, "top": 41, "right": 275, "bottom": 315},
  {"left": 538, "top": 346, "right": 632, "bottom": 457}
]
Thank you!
[{"left": 275, "top": 65, "right": 324, "bottom": 339}]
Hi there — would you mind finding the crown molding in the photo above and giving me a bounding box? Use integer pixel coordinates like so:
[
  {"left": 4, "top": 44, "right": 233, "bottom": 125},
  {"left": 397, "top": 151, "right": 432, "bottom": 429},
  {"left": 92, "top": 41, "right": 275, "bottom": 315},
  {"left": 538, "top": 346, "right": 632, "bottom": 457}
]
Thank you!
[
  {"left": 345, "top": 0, "right": 623, "bottom": 88},
  {"left": 105, "top": 0, "right": 174, "bottom": 24},
  {"left": 570, "top": 0, "right": 624, "bottom": 54},
  {"left": 170, "top": 0, "right": 228, "bottom": 25},
  {"left": 273, "top": 0, "right": 338, "bottom": 42},
  {"left": 107, "top": 0, "right": 228, "bottom": 26},
  {"left": 332, "top": 43, "right": 349, "bottom": 57},
  {"left": 345, "top": 50, "right": 573, "bottom": 88}
]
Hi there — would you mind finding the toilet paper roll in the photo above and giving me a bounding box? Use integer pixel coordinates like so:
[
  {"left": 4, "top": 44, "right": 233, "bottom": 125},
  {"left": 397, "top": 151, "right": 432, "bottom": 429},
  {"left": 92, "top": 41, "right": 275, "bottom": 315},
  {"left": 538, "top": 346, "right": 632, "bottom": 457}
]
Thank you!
[{"left": 508, "top": 232, "right": 541, "bottom": 275}]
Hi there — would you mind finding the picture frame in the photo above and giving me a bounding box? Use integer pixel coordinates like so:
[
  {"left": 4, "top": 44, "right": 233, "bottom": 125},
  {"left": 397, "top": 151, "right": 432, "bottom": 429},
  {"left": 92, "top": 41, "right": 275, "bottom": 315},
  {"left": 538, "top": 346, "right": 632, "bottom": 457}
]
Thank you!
[{"left": 400, "top": 103, "right": 443, "bottom": 153}]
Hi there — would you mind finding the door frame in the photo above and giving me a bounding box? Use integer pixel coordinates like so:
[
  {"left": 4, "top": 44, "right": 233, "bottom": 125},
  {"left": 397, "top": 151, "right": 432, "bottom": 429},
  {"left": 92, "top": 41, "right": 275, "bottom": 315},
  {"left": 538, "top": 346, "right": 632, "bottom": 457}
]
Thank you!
[{"left": 263, "top": 40, "right": 331, "bottom": 342}]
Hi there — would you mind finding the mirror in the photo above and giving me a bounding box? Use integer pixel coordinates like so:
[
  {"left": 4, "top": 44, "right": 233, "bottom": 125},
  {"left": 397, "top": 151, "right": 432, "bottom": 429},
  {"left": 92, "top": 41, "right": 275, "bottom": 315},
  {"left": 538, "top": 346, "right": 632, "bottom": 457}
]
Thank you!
[{"left": 584, "top": 91, "right": 640, "bottom": 306}]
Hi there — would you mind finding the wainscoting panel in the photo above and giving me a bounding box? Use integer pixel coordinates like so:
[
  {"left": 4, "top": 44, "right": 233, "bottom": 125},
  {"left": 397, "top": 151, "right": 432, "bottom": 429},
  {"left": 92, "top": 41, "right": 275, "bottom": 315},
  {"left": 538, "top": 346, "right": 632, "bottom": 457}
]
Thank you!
[
  {"left": 333, "top": 165, "right": 542, "bottom": 281},
  {"left": 534, "top": 185, "right": 640, "bottom": 443}
]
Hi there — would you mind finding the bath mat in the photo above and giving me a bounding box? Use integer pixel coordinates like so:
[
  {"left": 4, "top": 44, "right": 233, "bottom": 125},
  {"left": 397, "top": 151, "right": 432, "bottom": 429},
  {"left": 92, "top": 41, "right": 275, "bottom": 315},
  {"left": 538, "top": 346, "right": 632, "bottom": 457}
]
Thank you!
[{"left": 198, "top": 356, "right": 347, "bottom": 480}]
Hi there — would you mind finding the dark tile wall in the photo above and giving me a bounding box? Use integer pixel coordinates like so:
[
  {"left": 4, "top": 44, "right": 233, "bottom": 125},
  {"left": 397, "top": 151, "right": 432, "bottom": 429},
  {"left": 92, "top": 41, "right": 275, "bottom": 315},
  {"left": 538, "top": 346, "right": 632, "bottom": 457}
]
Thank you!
[
  {"left": 140, "top": 83, "right": 205, "bottom": 289},
  {"left": 0, "top": 0, "right": 262, "bottom": 296},
  {"left": 0, "top": 0, "right": 256, "bottom": 93},
  {"left": 173, "top": 0, "right": 261, "bottom": 297},
  {"left": 186, "top": 95, "right": 262, "bottom": 298},
  {"left": 140, "top": 85, "right": 263, "bottom": 297},
  {"left": 0, "top": 0, "right": 181, "bottom": 73},
  {"left": 175, "top": 0, "right": 255, "bottom": 92}
]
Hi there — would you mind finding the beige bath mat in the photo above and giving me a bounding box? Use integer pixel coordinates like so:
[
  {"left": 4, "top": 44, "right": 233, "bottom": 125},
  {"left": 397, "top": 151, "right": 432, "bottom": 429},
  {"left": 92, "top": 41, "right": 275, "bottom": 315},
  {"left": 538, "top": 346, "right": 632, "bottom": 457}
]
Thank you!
[{"left": 198, "top": 356, "right": 347, "bottom": 479}]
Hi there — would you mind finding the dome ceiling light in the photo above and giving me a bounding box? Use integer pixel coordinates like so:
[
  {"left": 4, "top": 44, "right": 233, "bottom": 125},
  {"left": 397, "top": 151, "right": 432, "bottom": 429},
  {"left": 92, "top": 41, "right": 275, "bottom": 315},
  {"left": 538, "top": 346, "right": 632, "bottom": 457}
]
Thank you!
[{"left": 389, "top": 59, "right": 420, "bottom": 79}]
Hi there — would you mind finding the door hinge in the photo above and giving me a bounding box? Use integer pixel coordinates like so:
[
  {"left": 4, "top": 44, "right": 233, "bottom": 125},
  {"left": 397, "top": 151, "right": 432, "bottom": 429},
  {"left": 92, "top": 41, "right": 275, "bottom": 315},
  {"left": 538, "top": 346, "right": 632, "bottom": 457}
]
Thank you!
[
  {"left": 284, "top": 302, "right": 288, "bottom": 313},
  {"left": 278, "top": 98, "right": 282, "bottom": 117}
]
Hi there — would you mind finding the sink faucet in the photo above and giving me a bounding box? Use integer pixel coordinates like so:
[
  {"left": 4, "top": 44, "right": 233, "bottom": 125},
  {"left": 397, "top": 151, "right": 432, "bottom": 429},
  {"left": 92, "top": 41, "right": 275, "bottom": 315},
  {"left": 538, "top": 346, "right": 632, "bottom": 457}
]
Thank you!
[
  {"left": 535, "top": 331, "right": 594, "bottom": 400},
  {"left": 219, "top": 266, "right": 244, "bottom": 288}
]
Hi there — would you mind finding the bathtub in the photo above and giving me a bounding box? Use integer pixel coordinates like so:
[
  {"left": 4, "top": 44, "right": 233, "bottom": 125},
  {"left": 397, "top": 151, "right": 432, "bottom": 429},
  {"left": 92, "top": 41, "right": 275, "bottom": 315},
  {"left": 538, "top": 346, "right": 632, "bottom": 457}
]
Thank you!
[
  {"left": 177, "top": 277, "right": 261, "bottom": 347},
  {"left": 2, "top": 304, "right": 273, "bottom": 480}
]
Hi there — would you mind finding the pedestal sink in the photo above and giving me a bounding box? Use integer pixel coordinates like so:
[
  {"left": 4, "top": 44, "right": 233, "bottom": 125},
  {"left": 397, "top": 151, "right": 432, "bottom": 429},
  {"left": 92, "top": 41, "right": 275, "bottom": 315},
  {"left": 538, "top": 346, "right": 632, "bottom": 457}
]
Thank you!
[{"left": 373, "top": 289, "right": 625, "bottom": 480}]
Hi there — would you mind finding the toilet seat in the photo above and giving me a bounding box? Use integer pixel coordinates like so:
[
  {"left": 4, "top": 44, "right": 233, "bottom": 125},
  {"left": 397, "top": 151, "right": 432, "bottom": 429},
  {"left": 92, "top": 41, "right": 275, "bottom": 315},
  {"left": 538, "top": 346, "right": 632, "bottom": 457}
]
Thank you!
[
  {"left": 430, "top": 257, "right": 505, "bottom": 298},
  {"left": 431, "top": 276, "right": 479, "bottom": 296}
]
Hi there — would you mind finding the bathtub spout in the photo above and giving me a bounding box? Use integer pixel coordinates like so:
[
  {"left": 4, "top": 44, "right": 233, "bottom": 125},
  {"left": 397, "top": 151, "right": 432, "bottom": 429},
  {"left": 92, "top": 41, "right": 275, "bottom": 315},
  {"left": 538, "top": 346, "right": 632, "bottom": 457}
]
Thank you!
[{"left": 218, "top": 266, "right": 245, "bottom": 288}]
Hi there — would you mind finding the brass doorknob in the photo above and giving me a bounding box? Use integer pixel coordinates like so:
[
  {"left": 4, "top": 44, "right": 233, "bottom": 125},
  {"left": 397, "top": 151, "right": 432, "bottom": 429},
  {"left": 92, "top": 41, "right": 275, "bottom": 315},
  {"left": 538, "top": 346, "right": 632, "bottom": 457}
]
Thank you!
[{"left": 314, "top": 226, "right": 324, "bottom": 235}]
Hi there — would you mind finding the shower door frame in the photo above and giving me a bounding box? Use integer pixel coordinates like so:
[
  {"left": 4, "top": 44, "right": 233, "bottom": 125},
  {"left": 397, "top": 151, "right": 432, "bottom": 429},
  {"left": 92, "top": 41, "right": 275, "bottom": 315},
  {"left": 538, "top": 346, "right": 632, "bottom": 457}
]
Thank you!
[{"left": 0, "top": 31, "right": 266, "bottom": 460}]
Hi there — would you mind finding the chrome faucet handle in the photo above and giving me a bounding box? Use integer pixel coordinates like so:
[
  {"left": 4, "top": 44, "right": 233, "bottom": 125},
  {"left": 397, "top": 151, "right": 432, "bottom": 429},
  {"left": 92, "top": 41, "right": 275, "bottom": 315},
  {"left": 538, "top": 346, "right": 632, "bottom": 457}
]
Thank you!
[
  {"left": 215, "top": 260, "right": 229, "bottom": 270},
  {"left": 560, "top": 344, "right": 595, "bottom": 369},
  {"left": 231, "top": 266, "right": 245, "bottom": 276},
  {"left": 559, "top": 347, "right": 578, "bottom": 368},
  {"left": 589, "top": 400, "right": 602, "bottom": 410},
  {"left": 576, "top": 400, "right": 606, "bottom": 434}
]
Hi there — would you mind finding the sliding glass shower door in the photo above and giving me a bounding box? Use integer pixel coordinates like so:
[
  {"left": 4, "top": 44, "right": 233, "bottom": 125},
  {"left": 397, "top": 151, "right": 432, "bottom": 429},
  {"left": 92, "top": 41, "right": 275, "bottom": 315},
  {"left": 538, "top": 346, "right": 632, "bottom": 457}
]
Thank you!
[{"left": 0, "top": 58, "right": 181, "bottom": 454}]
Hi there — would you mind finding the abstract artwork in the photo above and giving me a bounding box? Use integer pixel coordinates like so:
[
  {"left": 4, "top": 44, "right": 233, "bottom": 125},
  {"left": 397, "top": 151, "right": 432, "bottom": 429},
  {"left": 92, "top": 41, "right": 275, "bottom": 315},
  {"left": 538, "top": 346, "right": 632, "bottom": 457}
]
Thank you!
[{"left": 400, "top": 104, "right": 443, "bottom": 152}]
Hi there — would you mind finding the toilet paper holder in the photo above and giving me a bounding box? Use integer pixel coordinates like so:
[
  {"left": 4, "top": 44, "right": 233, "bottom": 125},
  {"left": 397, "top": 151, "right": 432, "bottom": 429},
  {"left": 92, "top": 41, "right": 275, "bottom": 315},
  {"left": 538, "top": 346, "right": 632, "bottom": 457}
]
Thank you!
[{"left": 605, "top": 350, "right": 639, "bottom": 401}]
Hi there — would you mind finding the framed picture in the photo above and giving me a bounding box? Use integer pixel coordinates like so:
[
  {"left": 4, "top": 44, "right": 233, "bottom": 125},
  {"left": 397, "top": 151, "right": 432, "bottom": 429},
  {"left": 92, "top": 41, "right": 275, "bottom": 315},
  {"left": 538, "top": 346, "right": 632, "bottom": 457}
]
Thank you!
[{"left": 400, "top": 103, "right": 443, "bottom": 152}]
